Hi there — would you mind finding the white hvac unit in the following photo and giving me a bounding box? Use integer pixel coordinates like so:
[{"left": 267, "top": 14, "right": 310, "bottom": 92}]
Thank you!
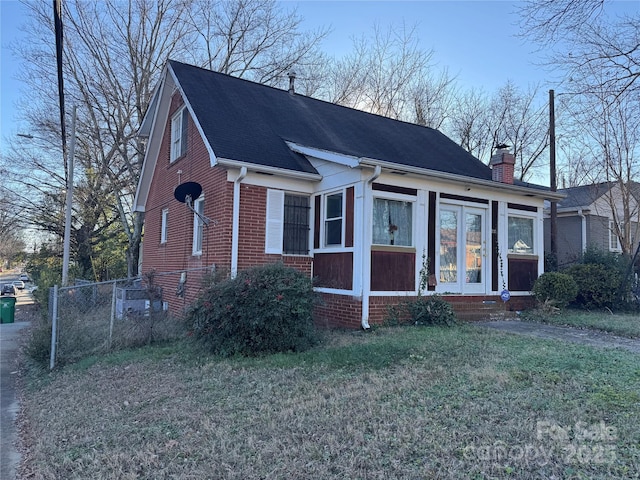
[{"left": 115, "top": 286, "right": 162, "bottom": 320}]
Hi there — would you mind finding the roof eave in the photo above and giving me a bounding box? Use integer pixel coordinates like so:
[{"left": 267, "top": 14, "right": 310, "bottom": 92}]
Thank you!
[{"left": 358, "top": 157, "right": 566, "bottom": 201}]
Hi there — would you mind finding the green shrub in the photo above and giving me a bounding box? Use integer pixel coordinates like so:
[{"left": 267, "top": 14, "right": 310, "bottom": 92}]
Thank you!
[
  {"left": 581, "top": 245, "right": 626, "bottom": 273},
  {"left": 187, "top": 263, "right": 320, "bottom": 356},
  {"left": 566, "top": 263, "right": 621, "bottom": 309},
  {"left": 385, "top": 295, "right": 457, "bottom": 327},
  {"left": 532, "top": 272, "right": 578, "bottom": 308},
  {"left": 407, "top": 295, "right": 457, "bottom": 326}
]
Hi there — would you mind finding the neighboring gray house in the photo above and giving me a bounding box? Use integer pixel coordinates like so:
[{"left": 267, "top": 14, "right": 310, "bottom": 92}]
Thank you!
[{"left": 544, "top": 182, "right": 640, "bottom": 267}]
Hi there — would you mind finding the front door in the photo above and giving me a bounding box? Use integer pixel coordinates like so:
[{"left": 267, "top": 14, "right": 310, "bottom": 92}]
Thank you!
[{"left": 437, "top": 205, "right": 486, "bottom": 294}]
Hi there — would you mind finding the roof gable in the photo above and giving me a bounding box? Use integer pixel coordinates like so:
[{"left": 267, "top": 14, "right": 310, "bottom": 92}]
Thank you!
[
  {"left": 167, "top": 60, "right": 493, "bottom": 181},
  {"left": 558, "top": 182, "right": 615, "bottom": 209}
]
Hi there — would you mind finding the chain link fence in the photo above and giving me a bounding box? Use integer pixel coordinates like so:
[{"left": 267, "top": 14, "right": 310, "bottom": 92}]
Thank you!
[{"left": 48, "top": 277, "right": 185, "bottom": 369}]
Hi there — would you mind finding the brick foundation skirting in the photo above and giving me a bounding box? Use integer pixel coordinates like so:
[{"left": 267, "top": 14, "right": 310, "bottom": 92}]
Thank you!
[{"left": 314, "top": 293, "right": 536, "bottom": 329}]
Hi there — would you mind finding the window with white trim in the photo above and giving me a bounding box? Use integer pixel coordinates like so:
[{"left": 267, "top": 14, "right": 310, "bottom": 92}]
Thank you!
[
  {"left": 372, "top": 197, "right": 413, "bottom": 246},
  {"left": 609, "top": 220, "right": 622, "bottom": 251},
  {"left": 265, "top": 190, "right": 310, "bottom": 255},
  {"left": 324, "top": 192, "right": 343, "bottom": 246},
  {"left": 508, "top": 215, "right": 534, "bottom": 254},
  {"left": 192, "top": 197, "right": 204, "bottom": 255},
  {"left": 160, "top": 208, "right": 168, "bottom": 244},
  {"left": 170, "top": 106, "right": 188, "bottom": 162}
]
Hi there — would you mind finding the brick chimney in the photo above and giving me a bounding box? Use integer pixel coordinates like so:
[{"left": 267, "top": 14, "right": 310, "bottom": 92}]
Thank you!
[{"left": 490, "top": 144, "right": 515, "bottom": 184}]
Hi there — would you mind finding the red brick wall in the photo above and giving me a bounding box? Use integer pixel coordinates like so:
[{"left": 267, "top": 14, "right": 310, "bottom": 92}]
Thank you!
[
  {"left": 141, "top": 92, "right": 233, "bottom": 317},
  {"left": 365, "top": 294, "right": 534, "bottom": 326},
  {"left": 368, "top": 295, "right": 405, "bottom": 325},
  {"left": 314, "top": 293, "right": 363, "bottom": 329},
  {"left": 142, "top": 104, "right": 312, "bottom": 317},
  {"left": 237, "top": 184, "right": 313, "bottom": 275}
]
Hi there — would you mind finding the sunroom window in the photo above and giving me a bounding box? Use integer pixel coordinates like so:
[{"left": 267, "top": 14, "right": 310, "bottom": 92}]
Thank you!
[
  {"left": 324, "top": 192, "right": 343, "bottom": 246},
  {"left": 508, "top": 216, "right": 534, "bottom": 254},
  {"left": 372, "top": 198, "right": 412, "bottom": 246}
]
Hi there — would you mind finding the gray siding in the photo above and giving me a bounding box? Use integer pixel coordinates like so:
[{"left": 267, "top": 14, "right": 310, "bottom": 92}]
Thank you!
[
  {"left": 555, "top": 216, "right": 584, "bottom": 267},
  {"left": 587, "top": 215, "right": 611, "bottom": 251}
]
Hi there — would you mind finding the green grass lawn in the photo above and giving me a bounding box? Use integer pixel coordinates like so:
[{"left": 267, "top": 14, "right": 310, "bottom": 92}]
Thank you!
[
  {"left": 19, "top": 325, "right": 640, "bottom": 479},
  {"left": 522, "top": 310, "right": 640, "bottom": 338}
]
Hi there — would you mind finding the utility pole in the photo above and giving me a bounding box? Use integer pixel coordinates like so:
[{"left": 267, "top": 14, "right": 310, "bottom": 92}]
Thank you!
[
  {"left": 549, "top": 90, "right": 558, "bottom": 269},
  {"left": 61, "top": 106, "right": 76, "bottom": 286}
]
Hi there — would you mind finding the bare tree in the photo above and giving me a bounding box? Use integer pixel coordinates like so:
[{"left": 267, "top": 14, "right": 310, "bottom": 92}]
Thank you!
[
  {"left": 578, "top": 90, "right": 640, "bottom": 255},
  {"left": 12, "top": 0, "right": 325, "bottom": 279},
  {"left": 519, "top": 0, "right": 639, "bottom": 251},
  {"left": 11, "top": 0, "right": 194, "bottom": 278},
  {"left": 446, "top": 82, "right": 549, "bottom": 181},
  {"left": 448, "top": 88, "right": 494, "bottom": 162},
  {"left": 185, "top": 0, "right": 328, "bottom": 87},
  {"left": 411, "top": 68, "right": 457, "bottom": 130},
  {"left": 489, "top": 82, "right": 549, "bottom": 181},
  {"left": 0, "top": 184, "right": 26, "bottom": 265},
  {"left": 319, "top": 22, "right": 456, "bottom": 125},
  {"left": 518, "top": 0, "right": 639, "bottom": 99}
]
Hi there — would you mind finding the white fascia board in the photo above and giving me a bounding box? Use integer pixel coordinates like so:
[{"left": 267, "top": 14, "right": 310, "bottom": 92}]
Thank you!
[
  {"left": 358, "top": 157, "right": 566, "bottom": 202},
  {"left": 286, "top": 142, "right": 360, "bottom": 168},
  {"left": 138, "top": 82, "right": 162, "bottom": 138},
  {"left": 133, "top": 70, "right": 170, "bottom": 212},
  {"left": 217, "top": 157, "right": 322, "bottom": 181},
  {"left": 166, "top": 64, "right": 218, "bottom": 168}
]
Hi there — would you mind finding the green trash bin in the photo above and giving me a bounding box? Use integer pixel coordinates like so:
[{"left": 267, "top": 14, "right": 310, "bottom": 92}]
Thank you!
[{"left": 0, "top": 296, "right": 17, "bottom": 324}]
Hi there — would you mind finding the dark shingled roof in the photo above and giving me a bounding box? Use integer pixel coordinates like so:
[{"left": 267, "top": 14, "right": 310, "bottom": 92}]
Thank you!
[
  {"left": 557, "top": 183, "right": 614, "bottom": 208},
  {"left": 169, "top": 60, "right": 493, "bottom": 181},
  {"left": 558, "top": 181, "right": 640, "bottom": 209}
]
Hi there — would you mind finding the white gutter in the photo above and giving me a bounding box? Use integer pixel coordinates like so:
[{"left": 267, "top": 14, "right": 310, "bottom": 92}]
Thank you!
[
  {"left": 578, "top": 208, "right": 587, "bottom": 253},
  {"left": 217, "top": 157, "right": 322, "bottom": 181},
  {"left": 231, "top": 166, "right": 248, "bottom": 278},
  {"left": 360, "top": 165, "right": 382, "bottom": 330}
]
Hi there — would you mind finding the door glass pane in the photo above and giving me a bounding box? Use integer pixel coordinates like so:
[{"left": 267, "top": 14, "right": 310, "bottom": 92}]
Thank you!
[
  {"left": 465, "top": 213, "right": 482, "bottom": 284},
  {"left": 440, "top": 210, "right": 457, "bottom": 283}
]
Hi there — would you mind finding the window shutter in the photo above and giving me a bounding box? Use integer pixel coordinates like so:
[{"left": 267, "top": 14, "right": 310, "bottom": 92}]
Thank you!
[{"left": 265, "top": 189, "right": 284, "bottom": 254}]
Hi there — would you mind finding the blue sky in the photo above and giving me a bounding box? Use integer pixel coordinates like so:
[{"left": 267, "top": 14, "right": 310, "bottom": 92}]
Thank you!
[
  {"left": 290, "top": 0, "right": 554, "bottom": 89},
  {"left": 1, "top": 0, "right": 638, "bottom": 150}
]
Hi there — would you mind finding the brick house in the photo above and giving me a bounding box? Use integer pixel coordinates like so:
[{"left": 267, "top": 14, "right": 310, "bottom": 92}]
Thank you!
[{"left": 133, "top": 60, "right": 562, "bottom": 328}]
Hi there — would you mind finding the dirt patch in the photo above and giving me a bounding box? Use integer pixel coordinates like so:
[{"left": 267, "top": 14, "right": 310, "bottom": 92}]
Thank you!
[{"left": 14, "top": 304, "right": 40, "bottom": 323}]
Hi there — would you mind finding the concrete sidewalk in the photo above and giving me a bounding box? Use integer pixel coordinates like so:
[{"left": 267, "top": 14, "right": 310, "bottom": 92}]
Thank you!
[
  {"left": 1, "top": 286, "right": 36, "bottom": 480},
  {"left": 476, "top": 319, "right": 640, "bottom": 354},
  {"left": 1, "top": 319, "right": 31, "bottom": 480}
]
